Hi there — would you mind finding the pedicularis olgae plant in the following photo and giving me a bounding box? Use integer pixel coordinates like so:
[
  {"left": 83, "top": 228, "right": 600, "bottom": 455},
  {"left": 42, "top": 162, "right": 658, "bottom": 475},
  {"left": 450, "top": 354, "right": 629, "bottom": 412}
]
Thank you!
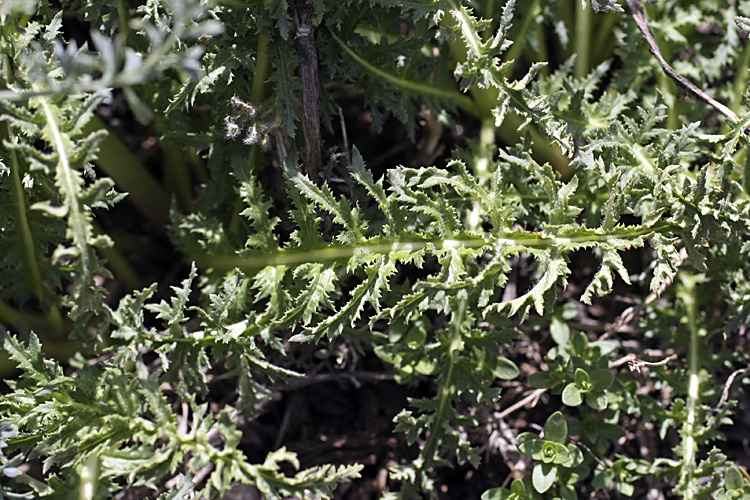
[{"left": 1, "top": 0, "right": 750, "bottom": 498}]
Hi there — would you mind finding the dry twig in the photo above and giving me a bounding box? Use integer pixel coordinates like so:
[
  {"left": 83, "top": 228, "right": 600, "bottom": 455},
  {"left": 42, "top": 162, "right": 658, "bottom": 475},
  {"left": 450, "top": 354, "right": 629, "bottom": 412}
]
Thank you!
[
  {"left": 623, "top": 353, "right": 678, "bottom": 373},
  {"left": 625, "top": 0, "right": 741, "bottom": 124},
  {"left": 290, "top": 0, "right": 322, "bottom": 180},
  {"left": 715, "top": 366, "right": 750, "bottom": 411}
]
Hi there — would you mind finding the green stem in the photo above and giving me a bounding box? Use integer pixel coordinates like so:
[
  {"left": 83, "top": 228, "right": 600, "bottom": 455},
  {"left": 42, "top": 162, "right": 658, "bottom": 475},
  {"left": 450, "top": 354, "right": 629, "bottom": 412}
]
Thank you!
[
  {"left": 481, "top": 0, "right": 498, "bottom": 39},
  {"left": 477, "top": 117, "right": 495, "bottom": 180},
  {"left": 251, "top": 33, "right": 270, "bottom": 109},
  {"left": 530, "top": 18, "right": 550, "bottom": 78},
  {"left": 92, "top": 222, "right": 143, "bottom": 292},
  {"left": 161, "top": 138, "right": 194, "bottom": 213},
  {"left": 188, "top": 147, "right": 210, "bottom": 184},
  {"left": 505, "top": 0, "right": 540, "bottom": 67},
  {"left": 559, "top": 2, "right": 575, "bottom": 59},
  {"left": 7, "top": 126, "right": 65, "bottom": 332},
  {"left": 83, "top": 115, "right": 169, "bottom": 227},
  {"left": 442, "top": 1, "right": 571, "bottom": 176},
  {"left": 677, "top": 273, "right": 703, "bottom": 500},
  {"left": 78, "top": 454, "right": 100, "bottom": 500},
  {"left": 421, "top": 298, "right": 466, "bottom": 468},
  {"left": 4, "top": 125, "right": 44, "bottom": 303},
  {"left": 723, "top": 38, "right": 750, "bottom": 136},
  {"left": 591, "top": 12, "right": 618, "bottom": 66},
  {"left": 117, "top": 0, "right": 131, "bottom": 42},
  {"left": 659, "top": 71, "right": 679, "bottom": 130},
  {"left": 195, "top": 221, "right": 673, "bottom": 273},
  {"left": 467, "top": 118, "right": 496, "bottom": 228},
  {"left": 328, "top": 29, "right": 480, "bottom": 116},
  {"left": 0, "top": 300, "right": 62, "bottom": 337},
  {"left": 574, "top": 0, "right": 591, "bottom": 79},
  {"left": 230, "top": 31, "right": 270, "bottom": 234},
  {"left": 499, "top": 113, "right": 572, "bottom": 179}
]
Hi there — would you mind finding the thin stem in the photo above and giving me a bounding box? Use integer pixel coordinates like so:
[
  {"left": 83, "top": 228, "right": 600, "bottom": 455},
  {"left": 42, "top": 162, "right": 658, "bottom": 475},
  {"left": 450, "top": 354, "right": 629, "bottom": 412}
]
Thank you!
[
  {"left": 481, "top": 0, "right": 498, "bottom": 39},
  {"left": 230, "top": 30, "right": 270, "bottom": 234},
  {"left": 530, "top": 17, "right": 550, "bottom": 78},
  {"left": 723, "top": 38, "right": 750, "bottom": 137},
  {"left": 677, "top": 273, "right": 703, "bottom": 500},
  {"left": 5, "top": 124, "right": 43, "bottom": 303},
  {"left": 92, "top": 221, "right": 143, "bottom": 292},
  {"left": 7, "top": 122, "right": 65, "bottom": 333},
  {"left": 443, "top": 1, "right": 571, "bottom": 175},
  {"left": 422, "top": 298, "right": 466, "bottom": 468},
  {"left": 591, "top": 12, "right": 618, "bottom": 66},
  {"left": 659, "top": 70, "right": 679, "bottom": 131},
  {"left": 328, "top": 29, "right": 480, "bottom": 116},
  {"left": 505, "top": 0, "right": 540, "bottom": 66},
  {"left": 0, "top": 300, "right": 62, "bottom": 343},
  {"left": 251, "top": 33, "right": 270, "bottom": 108}
]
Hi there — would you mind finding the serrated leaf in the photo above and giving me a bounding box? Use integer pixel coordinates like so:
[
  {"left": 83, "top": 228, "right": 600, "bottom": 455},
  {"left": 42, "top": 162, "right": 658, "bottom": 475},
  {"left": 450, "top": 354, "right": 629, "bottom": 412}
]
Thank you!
[{"left": 736, "top": 16, "right": 750, "bottom": 34}]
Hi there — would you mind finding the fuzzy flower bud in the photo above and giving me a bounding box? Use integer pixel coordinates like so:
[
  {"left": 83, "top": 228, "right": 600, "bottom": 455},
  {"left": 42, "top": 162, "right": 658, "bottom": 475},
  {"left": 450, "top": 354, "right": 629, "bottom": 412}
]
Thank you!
[
  {"left": 243, "top": 123, "right": 261, "bottom": 145},
  {"left": 224, "top": 116, "right": 240, "bottom": 139}
]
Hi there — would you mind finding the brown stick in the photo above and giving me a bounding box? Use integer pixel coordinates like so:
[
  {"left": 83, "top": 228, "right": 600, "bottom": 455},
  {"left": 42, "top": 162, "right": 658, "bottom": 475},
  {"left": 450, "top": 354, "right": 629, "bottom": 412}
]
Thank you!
[
  {"left": 625, "top": 0, "right": 740, "bottom": 124},
  {"left": 290, "top": 0, "right": 322, "bottom": 181},
  {"left": 714, "top": 367, "right": 750, "bottom": 411}
]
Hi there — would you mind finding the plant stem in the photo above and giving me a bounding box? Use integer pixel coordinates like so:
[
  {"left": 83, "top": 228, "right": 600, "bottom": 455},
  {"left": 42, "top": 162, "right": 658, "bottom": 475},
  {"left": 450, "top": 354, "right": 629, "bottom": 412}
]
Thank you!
[
  {"left": 162, "top": 138, "right": 194, "bottom": 213},
  {"left": 574, "top": 0, "right": 591, "bottom": 79},
  {"left": 328, "top": 29, "right": 480, "bottom": 116},
  {"left": 83, "top": 115, "right": 169, "bottom": 227},
  {"left": 591, "top": 12, "right": 618, "bottom": 66},
  {"left": 91, "top": 221, "right": 143, "bottom": 292},
  {"left": 677, "top": 273, "right": 703, "bottom": 500},
  {"left": 4, "top": 124, "right": 47, "bottom": 306},
  {"left": 481, "top": 0, "right": 498, "bottom": 38},
  {"left": 195, "top": 221, "right": 673, "bottom": 273},
  {"left": 78, "top": 454, "right": 100, "bottom": 500},
  {"left": 442, "top": 1, "right": 571, "bottom": 176},
  {"left": 723, "top": 37, "right": 750, "bottom": 137},
  {"left": 505, "top": 0, "right": 539, "bottom": 66},
  {"left": 467, "top": 117, "right": 495, "bottom": 229},
  {"left": 230, "top": 30, "right": 270, "bottom": 234},
  {"left": 0, "top": 300, "right": 61, "bottom": 339},
  {"left": 422, "top": 298, "right": 466, "bottom": 468},
  {"left": 659, "top": 71, "right": 679, "bottom": 130}
]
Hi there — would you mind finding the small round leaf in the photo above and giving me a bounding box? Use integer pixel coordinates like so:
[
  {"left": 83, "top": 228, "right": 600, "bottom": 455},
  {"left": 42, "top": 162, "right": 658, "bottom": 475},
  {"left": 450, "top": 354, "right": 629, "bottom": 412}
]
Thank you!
[
  {"left": 544, "top": 411, "right": 568, "bottom": 443},
  {"left": 493, "top": 357, "right": 520, "bottom": 380},
  {"left": 586, "top": 392, "right": 608, "bottom": 410},
  {"left": 590, "top": 368, "right": 615, "bottom": 390},
  {"left": 562, "top": 383, "right": 583, "bottom": 406},
  {"left": 532, "top": 462, "right": 557, "bottom": 493}
]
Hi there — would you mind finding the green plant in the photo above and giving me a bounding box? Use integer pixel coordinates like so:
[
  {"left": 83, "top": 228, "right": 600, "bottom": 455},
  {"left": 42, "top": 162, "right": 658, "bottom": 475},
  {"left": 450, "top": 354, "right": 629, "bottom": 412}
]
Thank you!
[
  {"left": 516, "top": 411, "right": 585, "bottom": 496},
  {"left": 1, "top": 0, "right": 750, "bottom": 498}
]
